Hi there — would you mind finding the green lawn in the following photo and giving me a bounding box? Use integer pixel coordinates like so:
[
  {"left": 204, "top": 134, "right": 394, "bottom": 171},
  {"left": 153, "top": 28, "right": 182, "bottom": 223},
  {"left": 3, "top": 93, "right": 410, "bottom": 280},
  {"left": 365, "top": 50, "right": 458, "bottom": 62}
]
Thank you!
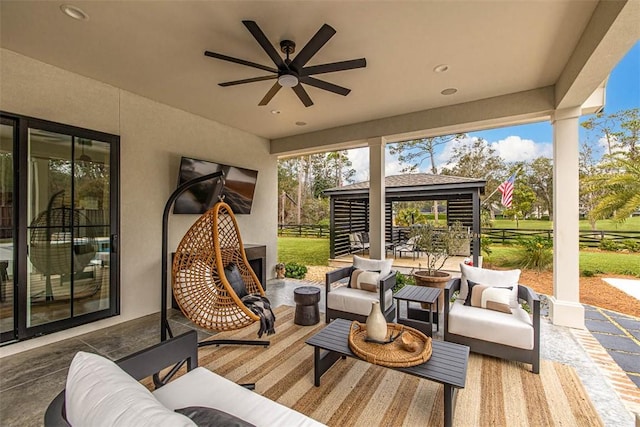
[
  {"left": 486, "top": 244, "right": 640, "bottom": 276},
  {"left": 489, "top": 216, "right": 640, "bottom": 231},
  {"left": 277, "top": 237, "right": 330, "bottom": 266},
  {"left": 277, "top": 237, "right": 640, "bottom": 276}
]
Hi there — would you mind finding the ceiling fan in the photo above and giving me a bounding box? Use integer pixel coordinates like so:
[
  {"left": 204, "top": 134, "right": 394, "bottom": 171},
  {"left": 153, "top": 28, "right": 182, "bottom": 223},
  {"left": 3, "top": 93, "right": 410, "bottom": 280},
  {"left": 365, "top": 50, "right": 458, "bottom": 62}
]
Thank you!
[{"left": 204, "top": 20, "right": 366, "bottom": 107}]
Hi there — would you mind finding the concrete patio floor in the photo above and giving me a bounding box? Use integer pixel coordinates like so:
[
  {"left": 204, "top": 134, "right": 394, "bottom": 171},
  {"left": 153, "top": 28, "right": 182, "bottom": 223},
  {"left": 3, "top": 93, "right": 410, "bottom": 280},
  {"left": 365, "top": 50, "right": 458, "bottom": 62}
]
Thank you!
[{"left": 0, "top": 277, "right": 638, "bottom": 426}]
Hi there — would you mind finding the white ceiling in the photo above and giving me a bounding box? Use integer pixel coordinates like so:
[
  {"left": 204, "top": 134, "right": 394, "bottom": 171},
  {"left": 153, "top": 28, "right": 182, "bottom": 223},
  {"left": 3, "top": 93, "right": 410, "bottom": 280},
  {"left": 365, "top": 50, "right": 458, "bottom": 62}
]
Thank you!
[{"left": 0, "top": 1, "right": 637, "bottom": 146}]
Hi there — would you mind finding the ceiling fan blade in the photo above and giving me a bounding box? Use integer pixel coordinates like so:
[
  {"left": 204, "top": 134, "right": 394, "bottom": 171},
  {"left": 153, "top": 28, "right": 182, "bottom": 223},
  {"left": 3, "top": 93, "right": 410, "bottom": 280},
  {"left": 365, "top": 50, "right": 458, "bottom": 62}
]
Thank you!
[
  {"left": 258, "top": 82, "right": 282, "bottom": 106},
  {"left": 300, "top": 58, "right": 366, "bottom": 76},
  {"left": 299, "top": 76, "right": 350, "bottom": 96},
  {"left": 219, "top": 75, "right": 277, "bottom": 87},
  {"left": 292, "top": 84, "right": 313, "bottom": 107},
  {"left": 204, "top": 50, "right": 277, "bottom": 74},
  {"left": 242, "top": 20, "right": 287, "bottom": 69},
  {"left": 290, "top": 24, "right": 336, "bottom": 70}
]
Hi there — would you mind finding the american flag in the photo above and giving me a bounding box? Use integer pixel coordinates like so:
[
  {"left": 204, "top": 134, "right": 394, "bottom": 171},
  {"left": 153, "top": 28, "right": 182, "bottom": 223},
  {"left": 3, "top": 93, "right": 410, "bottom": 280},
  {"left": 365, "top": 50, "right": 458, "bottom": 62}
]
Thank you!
[{"left": 498, "top": 174, "right": 516, "bottom": 208}]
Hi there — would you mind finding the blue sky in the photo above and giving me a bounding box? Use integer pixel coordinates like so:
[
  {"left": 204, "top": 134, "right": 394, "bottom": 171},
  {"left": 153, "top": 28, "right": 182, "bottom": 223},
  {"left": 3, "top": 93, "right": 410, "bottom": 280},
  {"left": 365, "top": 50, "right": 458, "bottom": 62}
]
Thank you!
[{"left": 348, "top": 41, "right": 640, "bottom": 181}]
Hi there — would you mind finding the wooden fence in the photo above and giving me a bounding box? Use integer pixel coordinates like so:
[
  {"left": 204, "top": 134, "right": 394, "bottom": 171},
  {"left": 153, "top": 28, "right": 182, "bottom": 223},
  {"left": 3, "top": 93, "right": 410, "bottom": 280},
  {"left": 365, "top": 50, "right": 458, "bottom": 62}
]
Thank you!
[
  {"left": 279, "top": 224, "right": 640, "bottom": 247},
  {"left": 278, "top": 224, "right": 330, "bottom": 238},
  {"left": 482, "top": 228, "right": 640, "bottom": 247}
]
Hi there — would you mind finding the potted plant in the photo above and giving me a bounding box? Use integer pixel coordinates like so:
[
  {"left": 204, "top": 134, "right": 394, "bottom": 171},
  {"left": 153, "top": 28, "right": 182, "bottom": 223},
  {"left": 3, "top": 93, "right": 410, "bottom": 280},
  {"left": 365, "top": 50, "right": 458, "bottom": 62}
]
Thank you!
[{"left": 411, "top": 221, "right": 469, "bottom": 306}]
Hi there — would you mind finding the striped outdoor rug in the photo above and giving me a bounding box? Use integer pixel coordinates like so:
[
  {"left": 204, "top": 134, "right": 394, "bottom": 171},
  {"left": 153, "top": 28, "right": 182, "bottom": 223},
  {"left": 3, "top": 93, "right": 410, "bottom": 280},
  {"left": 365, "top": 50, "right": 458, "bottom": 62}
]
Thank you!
[{"left": 196, "top": 305, "right": 602, "bottom": 427}]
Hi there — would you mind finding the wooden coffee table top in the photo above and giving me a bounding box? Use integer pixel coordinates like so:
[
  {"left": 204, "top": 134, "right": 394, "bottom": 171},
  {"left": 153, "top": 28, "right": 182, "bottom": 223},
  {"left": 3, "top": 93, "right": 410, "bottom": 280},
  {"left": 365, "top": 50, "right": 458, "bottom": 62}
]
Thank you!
[{"left": 306, "top": 318, "right": 469, "bottom": 389}]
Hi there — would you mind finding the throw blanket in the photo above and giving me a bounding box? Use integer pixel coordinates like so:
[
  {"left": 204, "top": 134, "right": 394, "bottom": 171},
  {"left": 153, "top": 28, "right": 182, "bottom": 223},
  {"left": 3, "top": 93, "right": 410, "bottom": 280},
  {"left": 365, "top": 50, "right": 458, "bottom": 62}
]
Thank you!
[{"left": 241, "top": 294, "right": 276, "bottom": 338}]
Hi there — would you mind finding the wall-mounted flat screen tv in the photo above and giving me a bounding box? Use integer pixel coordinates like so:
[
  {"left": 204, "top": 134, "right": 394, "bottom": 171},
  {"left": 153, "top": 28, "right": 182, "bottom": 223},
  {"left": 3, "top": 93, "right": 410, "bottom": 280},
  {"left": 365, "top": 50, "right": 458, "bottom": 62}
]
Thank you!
[{"left": 174, "top": 157, "right": 258, "bottom": 214}]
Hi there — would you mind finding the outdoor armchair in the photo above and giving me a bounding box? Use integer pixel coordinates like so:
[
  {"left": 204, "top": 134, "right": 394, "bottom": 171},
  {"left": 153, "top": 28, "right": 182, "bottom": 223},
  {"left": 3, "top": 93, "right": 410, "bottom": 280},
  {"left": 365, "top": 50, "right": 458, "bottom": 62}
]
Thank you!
[
  {"left": 443, "top": 265, "right": 540, "bottom": 374},
  {"left": 325, "top": 256, "right": 396, "bottom": 323}
]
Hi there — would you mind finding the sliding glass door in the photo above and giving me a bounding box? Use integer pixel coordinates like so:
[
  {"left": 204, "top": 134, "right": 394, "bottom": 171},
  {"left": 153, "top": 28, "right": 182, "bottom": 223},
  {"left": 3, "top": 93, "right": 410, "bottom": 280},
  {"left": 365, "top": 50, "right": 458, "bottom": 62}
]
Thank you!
[
  {"left": 1, "top": 113, "right": 119, "bottom": 343},
  {"left": 0, "top": 118, "right": 16, "bottom": 342}
]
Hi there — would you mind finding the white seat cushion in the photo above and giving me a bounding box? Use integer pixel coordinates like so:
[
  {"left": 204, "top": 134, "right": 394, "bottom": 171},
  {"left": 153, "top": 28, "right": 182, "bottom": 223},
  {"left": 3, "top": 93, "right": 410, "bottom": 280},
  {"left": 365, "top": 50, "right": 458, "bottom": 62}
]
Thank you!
[
  {"left": 447, "top": 300, "right": 534, "bottom": 350},
  {"left": 65, "top": 352, "right": 195, "bottom": 427},
  {"left": 327, "top": 286, "right": 393, "bottom": 317},
  {"left": 153, "top": 367, "right": 325, "bottom": 427}
]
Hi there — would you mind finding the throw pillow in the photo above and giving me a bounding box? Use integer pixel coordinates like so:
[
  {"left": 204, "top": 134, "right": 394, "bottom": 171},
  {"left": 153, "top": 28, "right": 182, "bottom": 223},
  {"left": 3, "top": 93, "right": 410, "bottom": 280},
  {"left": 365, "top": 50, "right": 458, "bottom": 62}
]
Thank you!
[
  {"left": 224, "top": 263, "right": 248, "bottom": 298},
  {"left": 175, "top": 406, "right": 256, "bottom": 427},
  {"left": 353, "top": 255, "right": 393, "bottom": 278},
  {"left": 464, "top": 280, "right": 513, "bottom": 314},
  {"left": 459, "top": 263, "right": 520, "bottom": 307},
  {"left": 66, "top": 352, "right": 195, "bottom": 427},
  {"left": 348, "top": 268, "right": 380, "bottom": 292}
]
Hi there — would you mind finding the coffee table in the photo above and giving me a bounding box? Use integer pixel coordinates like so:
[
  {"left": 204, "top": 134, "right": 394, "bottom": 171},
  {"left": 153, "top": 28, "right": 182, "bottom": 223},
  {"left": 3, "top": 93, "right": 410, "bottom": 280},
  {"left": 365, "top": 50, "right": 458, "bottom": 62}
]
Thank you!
[{"left": 306, "top": 318, "right": 469, "bottom": 427}]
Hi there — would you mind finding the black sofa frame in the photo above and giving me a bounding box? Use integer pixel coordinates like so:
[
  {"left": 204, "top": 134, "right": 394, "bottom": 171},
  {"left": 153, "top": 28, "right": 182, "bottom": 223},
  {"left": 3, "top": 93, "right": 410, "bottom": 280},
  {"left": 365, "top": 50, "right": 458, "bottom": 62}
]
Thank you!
[
  {"left": 44, "top": 330, "right": 199, "bottom": 426},
  {"left": 443, "top": 278, "right": 540, "bottom": 374},
  {"left": 325, "top": 266, "right": 396, "bottom": 324}
]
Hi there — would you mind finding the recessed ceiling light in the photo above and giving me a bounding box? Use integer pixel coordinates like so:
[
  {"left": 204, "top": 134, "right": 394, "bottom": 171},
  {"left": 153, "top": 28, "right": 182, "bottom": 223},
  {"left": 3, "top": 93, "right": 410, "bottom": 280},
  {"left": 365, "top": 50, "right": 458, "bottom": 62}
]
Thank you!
[
  {"left": 60, "top": 4, "right": 89, "bottom": 20},
  {"left": 270, "top": 110, "right": 281, "bottom": 114},
  {"left": 441, "top": 88, "right": 458, "bottom": 95},
  {"left": 433, "top": 64, "right": 449, "bottom": 73},
  {"left": 295, "top": 121, "right": 307, "bottom": 126}
]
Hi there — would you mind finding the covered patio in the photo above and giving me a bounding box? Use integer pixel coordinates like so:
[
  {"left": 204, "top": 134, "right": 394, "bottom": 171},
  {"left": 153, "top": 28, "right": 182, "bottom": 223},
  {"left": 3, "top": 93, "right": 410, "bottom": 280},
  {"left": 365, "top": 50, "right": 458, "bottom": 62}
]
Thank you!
[{"left": 1, "top": 5, "right": 639, "bottom": 425}]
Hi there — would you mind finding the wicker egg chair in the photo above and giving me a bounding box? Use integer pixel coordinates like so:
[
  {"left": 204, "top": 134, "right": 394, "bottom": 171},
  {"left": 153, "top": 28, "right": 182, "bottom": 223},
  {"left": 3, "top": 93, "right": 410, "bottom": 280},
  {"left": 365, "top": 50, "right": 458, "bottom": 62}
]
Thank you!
[{"left": 171, "top": 201, "right": 269, "bottom": 348}]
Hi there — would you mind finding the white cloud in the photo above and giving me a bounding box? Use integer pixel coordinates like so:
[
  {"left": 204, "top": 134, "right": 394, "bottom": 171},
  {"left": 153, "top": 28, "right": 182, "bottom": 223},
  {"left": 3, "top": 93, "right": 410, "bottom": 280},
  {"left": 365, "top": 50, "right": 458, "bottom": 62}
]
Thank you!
[
  {"left": 346, "top": 148, "right": 369, "bottom": 182},
  {"left": 347, "top": 134, "right": 552, "bottom": 184},
  {"left": 489, "top": 136, "right": 552, "bottom": 162}
]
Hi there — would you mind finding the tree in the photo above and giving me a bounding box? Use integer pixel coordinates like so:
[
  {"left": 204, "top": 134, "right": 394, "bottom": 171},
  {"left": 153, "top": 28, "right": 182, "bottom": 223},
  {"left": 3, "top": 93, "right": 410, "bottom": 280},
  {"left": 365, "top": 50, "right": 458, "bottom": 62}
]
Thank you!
[
  {"left": 579, "top": 142, "right": 603, "bottom": 230},
  {"left": 581, "top": 108, "right": 639, "bottom": 159},
  {"left": 584, "top": 153, "right": 640, "bottom": 222},
  {"left": 501, "top": 184, "right": 536, "bottom": 227},
  {"left": 440, "top": 137, "right": 507, "bottom": 207},
  {"left": 580, "top": 108, "right": 640, "bottom": 223},
  {"left": 523, "top": 157, "right": 553, "bottom": 217},
  {"left": 277, "top": 151, "right": 356, "bottom": 225}
]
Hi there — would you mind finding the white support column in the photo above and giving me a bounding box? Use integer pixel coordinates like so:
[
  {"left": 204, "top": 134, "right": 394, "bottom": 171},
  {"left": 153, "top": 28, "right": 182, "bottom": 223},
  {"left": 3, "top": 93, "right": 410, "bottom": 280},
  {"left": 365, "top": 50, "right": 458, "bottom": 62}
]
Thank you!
[
  {"left": 550, "top": 107, "right": 585, "bottom": 329},
  {"left": 368, "top": 137, "right": 386, "bottom": 260}
]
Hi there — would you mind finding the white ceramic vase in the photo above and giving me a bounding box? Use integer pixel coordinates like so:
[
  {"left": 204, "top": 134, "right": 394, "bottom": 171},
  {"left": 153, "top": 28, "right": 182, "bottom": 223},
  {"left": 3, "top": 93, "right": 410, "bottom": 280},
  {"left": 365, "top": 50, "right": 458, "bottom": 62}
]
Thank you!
[{"left": 366, "top": 301, "right": 388, "bottom": 342}]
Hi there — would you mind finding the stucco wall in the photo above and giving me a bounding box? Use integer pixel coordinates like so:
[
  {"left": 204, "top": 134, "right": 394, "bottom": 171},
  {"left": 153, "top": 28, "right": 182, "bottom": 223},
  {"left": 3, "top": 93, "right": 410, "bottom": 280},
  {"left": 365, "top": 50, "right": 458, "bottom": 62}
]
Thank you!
[{"left": 0, "top": 48, "right": 277, "bottom": 355}]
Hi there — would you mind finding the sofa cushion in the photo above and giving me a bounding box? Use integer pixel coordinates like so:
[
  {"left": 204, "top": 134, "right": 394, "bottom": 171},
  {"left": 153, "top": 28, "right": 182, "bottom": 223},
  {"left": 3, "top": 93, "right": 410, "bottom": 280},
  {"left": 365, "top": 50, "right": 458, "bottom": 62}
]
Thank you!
[
  {"left": 327, "top": 286, "right": 394, "bottom": 317},
  {"left": 353, "top": 255, "right": 392, "bottom": 278},
  {"left": 348, "top": 269, "right": 380, "bottom": 292},
  {"left": 153, "top": 367, "right": 325, "bottom": 427},
  {"left": 459, "top": 264, "right": 520, "bottom": 307},
  {"left": 175, "top": 406, "right": 255, "bottom": 427},
  {"left": 448, "top": 300, "right": 534, "bottom": 350},
  {"left": 465, "top": 280, "right": 513, "bottom": 314},
  {"left": 66, "top": 351, "right": 195, "bottom": 427},
  {"left": 225, "top": 262, "right": 248, "bottom": 298}
]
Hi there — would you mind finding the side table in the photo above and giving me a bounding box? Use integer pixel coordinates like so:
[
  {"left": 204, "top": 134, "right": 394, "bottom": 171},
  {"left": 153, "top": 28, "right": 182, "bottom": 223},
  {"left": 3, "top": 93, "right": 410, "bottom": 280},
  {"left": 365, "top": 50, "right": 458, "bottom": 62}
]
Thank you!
[
  {"left": 294, "top": 286, "right": 321, "bottom": 326},
  {"left": 393, "top": 285, "right": 441, "bottom": 337}
]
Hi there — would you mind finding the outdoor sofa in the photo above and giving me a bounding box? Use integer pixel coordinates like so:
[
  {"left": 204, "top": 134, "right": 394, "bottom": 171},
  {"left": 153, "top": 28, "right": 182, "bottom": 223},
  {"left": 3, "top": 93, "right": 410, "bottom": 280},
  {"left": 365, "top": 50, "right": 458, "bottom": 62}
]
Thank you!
[{"left": 44, "top": 330, "right": 324, "bottom": 426}]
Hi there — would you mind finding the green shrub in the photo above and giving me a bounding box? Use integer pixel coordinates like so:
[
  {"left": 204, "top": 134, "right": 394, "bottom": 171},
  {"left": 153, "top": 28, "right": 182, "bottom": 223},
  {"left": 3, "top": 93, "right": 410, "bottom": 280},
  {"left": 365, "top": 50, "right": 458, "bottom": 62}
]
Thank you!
[
  {"left": 393, "top": 271, "right": 415, "bottom": 293},
  {"left": 581, "top": 269, "right": 603, "bottom": 277},
  {"left": 480, "top": 236, "right": 493, "bottom": 257},
  {"left": 284, "top": 262, "right": 308, "bottom": 279},
  {"left": 621, "top": 240, "right": 640, "bottom": 253},
  {"left": 514, "top": 235, "right": 553, "bottom": 271},
  {"left": 598, "top": 238, "right": 621, "bottom": 252}
]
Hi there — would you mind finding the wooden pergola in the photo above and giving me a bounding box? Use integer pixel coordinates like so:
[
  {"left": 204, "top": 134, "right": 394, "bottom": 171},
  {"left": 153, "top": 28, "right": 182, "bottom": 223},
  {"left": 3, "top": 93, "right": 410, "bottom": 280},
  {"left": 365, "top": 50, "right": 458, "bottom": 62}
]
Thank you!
[{"left": 324, "top": 174, "right": 486, "bottom": 265}]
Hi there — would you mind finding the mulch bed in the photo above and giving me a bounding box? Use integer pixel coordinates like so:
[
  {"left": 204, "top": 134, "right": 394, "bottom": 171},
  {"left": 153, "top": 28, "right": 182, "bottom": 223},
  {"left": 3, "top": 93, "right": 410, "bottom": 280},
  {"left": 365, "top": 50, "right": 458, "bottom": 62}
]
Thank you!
[{"left": 518, "top": 269, "right": 640, "bottom": 318}]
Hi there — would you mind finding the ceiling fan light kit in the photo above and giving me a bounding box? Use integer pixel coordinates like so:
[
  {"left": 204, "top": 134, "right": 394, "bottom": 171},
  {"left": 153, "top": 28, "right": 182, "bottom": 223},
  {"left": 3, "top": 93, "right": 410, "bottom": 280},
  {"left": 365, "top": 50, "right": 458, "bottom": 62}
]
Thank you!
[{"left": 204, "top": 20, "right": 366, "bottom": 107}]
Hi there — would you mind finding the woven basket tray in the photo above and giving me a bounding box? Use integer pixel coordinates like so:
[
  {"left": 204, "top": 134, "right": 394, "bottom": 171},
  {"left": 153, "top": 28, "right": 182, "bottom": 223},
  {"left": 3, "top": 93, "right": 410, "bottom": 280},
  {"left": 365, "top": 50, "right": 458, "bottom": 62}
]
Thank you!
[{"left": 348, "top": 321, "right": 432, "bottom": 368}]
